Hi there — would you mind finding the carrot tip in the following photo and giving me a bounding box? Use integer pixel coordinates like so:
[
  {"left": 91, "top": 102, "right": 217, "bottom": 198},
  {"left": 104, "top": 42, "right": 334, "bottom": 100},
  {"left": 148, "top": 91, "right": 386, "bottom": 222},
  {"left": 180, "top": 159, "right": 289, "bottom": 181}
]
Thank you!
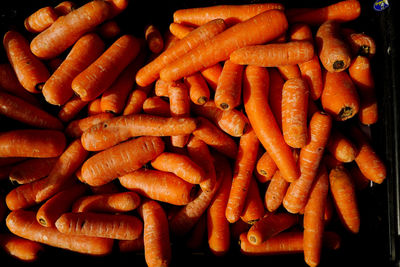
[
  {"left": 338, "top": 106, "right": 354, "bottom": 120},
  {"left": 220, "top": 103, "right": 229, "bottom": 110},
  {"left": 359, "top": 45, "right": 371, "bottom": 57},
  {"left": 38, "top": 217, "right": 47, "bottom": 226},
  {"left": 197, "top": 96, "right": 208, "bottom": 105},
  {"left": 260, "top": 170, "right": 268, "bottom": 176},
  {"left": 36, "top": 83, "right": 45, "bottom": 91},
  {"left": 249, "top": 235, "right": 257, "bottom": 244},
  {"left": 333, "top": 60, "right": 345, "bottom": 70}
]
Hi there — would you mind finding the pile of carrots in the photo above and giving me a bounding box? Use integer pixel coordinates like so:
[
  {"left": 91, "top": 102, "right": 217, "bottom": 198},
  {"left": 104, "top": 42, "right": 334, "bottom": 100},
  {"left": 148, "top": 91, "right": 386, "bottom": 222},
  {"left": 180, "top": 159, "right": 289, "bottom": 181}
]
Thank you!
[{"left": 0, "top": 0, "right": 387, "bottom": 266}]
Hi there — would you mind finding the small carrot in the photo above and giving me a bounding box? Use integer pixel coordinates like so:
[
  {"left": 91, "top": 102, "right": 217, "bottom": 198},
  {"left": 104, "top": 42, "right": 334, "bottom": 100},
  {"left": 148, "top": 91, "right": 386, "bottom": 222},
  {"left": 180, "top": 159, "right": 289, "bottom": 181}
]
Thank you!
[
  {"left": 142, "top": 96, "right": 171, "bottom": 116},
  {"left": 57, "top": 95, "right": 87, "bottom": 122},
  {"left": 264, "top": 170, "right": 289, "bottom": 212},
  {"left": 256, "top": 151, "right": 278, "bottom": 181},
  {"left": 54, "top": 1, "right": 76, "bottom": 16},
  {"left": 9, "top": 157, "right": 58, "bottom": 185},
  {"left": 81, "top": 114, "right": 197, "bottom": 151},
  {"left": 119, "top": 168, "right": 196, "bottom": 206},
  {"left": 184, "top": 72, "right": 210, "bottom": 105},
  {"left": 277, "top": 64, "right": 301, "bottom": 80},
  {"left": 118, "top": 235, "right": 144, "bottom": 252},
  {"left": 268, "top": 67, "right": 285, "bottom": 130},
  {"left": 6, "top": 210, "right": 114, "bottom": 255},
  {"left": 169, "top": 22, "right": 195, "bottom": 39},
  {"left": 342, "top": 28, "right": 376, "bottom": 58},
  {"left": 65, "top": 112, "right": 114, "bottom": 138},
  {"left": 24, "top": 6, "right": 58, "bottom": 33},
  {"left": 326, "top": 129, "right": 358, "bottom": 163},
  {"left": 87, "top": 98, "right": 103, "bottom": 116},
  {"left": 145, "top": 24, "right": 164, "bottom": 54},
  {"left": 321, "top": 70, "right": 360, "bottom": 121},
  {"left": 98, "top": 20, "right": 121, "bottom": 39},
  {"left": 36, "top": 182, "right": 87, "bottom": 227},
  {"left": 122, "top": 86, "right": 149, "bottom": 116},
  {"left": 0, "top": 129, "right": 66, "bottom": 158},
  {"left": 30, "top": 0, "right": 111, "bottom": 59},
  {"left": 3, "top": 31, "right": 50, "bottom": 93},
  {"left": 200, "top": 63, "right": 223, "bottom": 90},
  {"left": 240, "top": 177, "right": 265, "bottom": 224},
  {"left": 0, "top": 233, "right": 44, "bottom": 262}
]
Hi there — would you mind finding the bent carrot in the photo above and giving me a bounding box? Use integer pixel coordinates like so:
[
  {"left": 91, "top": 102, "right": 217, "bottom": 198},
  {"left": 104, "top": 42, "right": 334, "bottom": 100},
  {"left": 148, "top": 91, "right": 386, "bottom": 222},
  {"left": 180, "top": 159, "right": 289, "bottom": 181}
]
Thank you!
[
  {"left": 58, "top": 95, "right": 88, "bottom": 122},
  {"left": 145, "top": 24, "right": 164, "bottom": 54},
  {"left": 0, "top": 233, "right": 44, "bottom": 262},
  {"left": 6, "top": 210, "right": 113, "bottom": 255},
  {"left": 142, "top": 96, "right": 171, "bottom": 116},
  {"left": 240, "top": 177, "right": 265, "bottom": 224},
  {"left": 9, "top": 157, "right": 58, "bottom": 185},
  {"left": 326, "top": 129, "right": 358, "bottom": 163},
  {"left": 264, "top": 170, "right": 289, "bottom": 212},
  {"left": 65, "top": 112, "right": 114, "bottom": 138},
  {"left": 24, "top": 6, "right": 58, "bottom": 33},
  {"left": 184, "top": 72, "right": 210, "bottom": 105}
]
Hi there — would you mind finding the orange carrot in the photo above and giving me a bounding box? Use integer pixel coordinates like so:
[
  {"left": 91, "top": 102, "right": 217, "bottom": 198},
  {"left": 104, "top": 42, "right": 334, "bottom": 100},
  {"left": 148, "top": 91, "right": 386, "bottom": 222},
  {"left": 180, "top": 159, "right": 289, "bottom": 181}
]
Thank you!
[
  {"left": 122, "top": 86, "right": 150, "bottom": 115},
  {"left": 342, "top": 29, "right": 376, "bottom": 58},
  {"left": 30, "top": 0, "right": 111, "bottom": 59},
  {"left": 0, "top": 233, "right": 44, "bottom": 262},
  {"left": 87, "top": 98, "right": 102, "bottom": 116},
  {"left": 56, "top": 212, "right": 143, "bottom": 240},
  {"left": 184, "top": 72, "right": 210, "bottom": 105},
  {"left": 65, "top": 112, "right": 114, "bottom": 138},
  {"left": 256, "top": 151, "right": 278, "bottom": 181},
  {"left": 58, "top": 95, "right": 88, "bottom": 122},
  {"left": 243, "top": 65, "right": 299, "bottom": 182},
  {"left": 283, "top": 112, "right": 332, "bottom": 214},
  {"left": 145, "top": 24, "right": 164, "bottom": 54},
  {"left": 240, "top": 177, "right": 265, "bottom": 224},
  {"left": 0, "top": 129, "right": 66, "bottom": 158},
  {"left": 277, "top": 64, "right": 301, "bottom": 80},
  {"left": 326, "top": 129, "right": 358, "bottom": 163},
  {"left": 24, "top": 6, "right": 58, "bottom": 33},
  {"left": 264, "top": 170, "right": 289, "bottom": 212},
  {"left": 42, "top": 33, "right": 105, "bottom": 106},
  {"left": 160, "top": 10, "right": 288, "bottom": 82},
  {"left": 54, "top": 1, "right": 76, "bottom": 16},
  {"left": 119, "top": 168, "right": 196, "bottom": 205},
  {"left": 81, "top": 114, "right": 197, "bottom": 151},
  {"left": 6, "top": 210, "right": 114, "bottom": 255},
  {"left": 136, "top": 19, "right": 227, "bottom": 87},
  {"left": 142, "top": 96, "right": 171, "bottom": 116},
  {"left": 268, "top": 67, "right": 285, "bottom": 130},
  {"left": 321, "top": 70, "right": 360, "bottom": 121},
  {"left": 72, "top": 34, "right": 141, "bottom": 101},
  {"left": 200, "top": 63, "right": 223, "bottom": 90},
  {"left": 173, "top": 3, "right": 285, "bottom": 27},
  {"left": 3, "top": 31, "right": 50, "bottom": 93},
  {"left": 9, "top": 157, "right": 58, "bottom": 185},
  {"left": 118, "top": 235, "right": 144, "bottom": 252},
  {"left": 154, "top": 79, "right": 171, "bottom": 97},
  {"left": 98, "top": 20, "right": 121, "bottom": 39},
  {"left": 169, "top": 22, "right": 195, "bottom": 39},
  {"left": 105, "top": 0, "right": 129, "bottom": 18}
]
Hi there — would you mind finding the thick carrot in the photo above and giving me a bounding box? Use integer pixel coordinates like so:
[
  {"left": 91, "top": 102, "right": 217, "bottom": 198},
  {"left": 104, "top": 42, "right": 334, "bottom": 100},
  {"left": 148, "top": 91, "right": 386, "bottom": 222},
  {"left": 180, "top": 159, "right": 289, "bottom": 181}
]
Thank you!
[
  {"left": 243, "top": 65, "right": 299, "bottom": 182},
  {"left": 30, "top": 0, "right": 111, "bottom": 59},
  {"left": 119, "top": 168, "right": 196, "bottom": 206},
  {"left": 80, "top": 136, "right": 164, "bottom": 186},
  {"left": 303, "top": 165, "right": 329, "bottom": 267},
  {"left": 240, "top": 177, "right": 265, "bottom": 224},
  {"left": 200, "top": 63, "right": 223, "bottom": 90},
  {"left": 72, "top": 34, "right": 141, "bottom": 101},
  {"left": 283, "top": 112, "right": 332, "bottom": 214},
  {"left": 98, "top": 20, "right": 121, "bottom": 39},
  {"left": 9, "top": 157, "right": 58, "bottom": 185},
  {"left": 160, "top": 10, "right": 288, "bottom": 82},
  {"left": 24, "top": 6, "right": 58, "bottom": 33},
  {"left": 321, "top": 70, "right": 360, "bottom": 121},
  {"left": 142, "top": 96, "right": 171, "bottom": 116},
  {"left": 256, "top": 151, "right": 278, "bottom": 181},
  {"left": 81, "top": 114, "right": 196, "bottom": 151},
  {"left": 329, "top": 166, "right": 360, "bottom": 233},
  {"left": 326, "top": 129, "right": 358, "bottom": 163},
  {"left": 65, "top": 112, "right": 114, "bottom": 138},
  {"left": 6, "top": 210, "right": 113, "bottom": 255},
  {"left": 55, "top": 212, "right": 143, "bottom": 240},
  {"left": 173, "top": 3, "right": 285, "bottom": 27},
  {"left": 54, "top": 1, "right": 76, "bottom": 16},
  {"left": 58, "top": 95, "right": 88, "bottom": 122},
  {"left": 5, "top": 139, "right": 87, "bottom": 210},
  {"left": 122, "top": 85, "right": 151, "bottom": 115},
  {"left": 136, "top": 19, "right": 227, "bottom": 87},
  {"left": 230, "top": 41, "right": 314, "bottom": 67},
  {"left": 139, "top": 199, "right": 171, "bottom": 267},
  {"left": 169, "top": 22, "right": 195, "bottom": 39},
  {"left": 0, "top": 91, "right": 63, "bottom": 130},
  {"left": 36, "top": 182, "right": 87, "bottom": 227},
  {"left": 184, "top": 72, "right": 210, "bottom": 105},
  {"left": 3, "top": 31, "right": 50, "bottom": 93},
  {"left": 0, "top": 129, "right": 66, "bottom": 158},
  {"left": 145, "top": 24, "right": 164, "bottom": 54},
  {"left": 264, "top": 170, "right": 289, "bottom": 212},
  {"left": 0, "top": 233, "right": 44, "bottom": 262},
  {"left": 342, "top": 29, "right": 376, "bottom": 58},
  {"left": 42, "top": 33, "right": 105, "bottom": 106},
  {"left": 268, "top": 67, "right": 285, "bottom": 130}
]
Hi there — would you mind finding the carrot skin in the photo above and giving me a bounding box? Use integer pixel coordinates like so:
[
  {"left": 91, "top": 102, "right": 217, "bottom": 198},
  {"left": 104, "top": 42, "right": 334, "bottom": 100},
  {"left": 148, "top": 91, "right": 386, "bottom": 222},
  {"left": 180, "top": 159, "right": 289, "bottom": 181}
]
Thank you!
[
  {"left": 264, "top": 170, "right": 289, "bottom": 212},
  {"left": 240, "top": 177, "right": 265, "bottom": 224},
  {"left": 24, "top": 6, "right": 58, "bottom": 33},
  {"left": 65, "top": 112, "right": 114, "bottom": 138},
  {"left": 0, "top": 233, "right": 44, "bottom": 262},
  {"left": 256, "top": 151, "right": 278, "bottom": 181}
]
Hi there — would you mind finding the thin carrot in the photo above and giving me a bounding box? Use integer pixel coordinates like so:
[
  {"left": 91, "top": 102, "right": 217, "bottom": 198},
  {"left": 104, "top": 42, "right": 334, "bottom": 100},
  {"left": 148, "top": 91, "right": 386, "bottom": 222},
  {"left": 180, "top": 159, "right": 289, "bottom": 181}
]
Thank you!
[
  {"left": 30, "top": 0, "right": 111, "bottom": 59},
  {"left": 3, "top": 31, "right": 50, "bottom": 93},
  {"left": 326, "top": 129, "right": 358, "bottom": 163},
  {"left": 264, "top": 170, "right": 289, "bottom": 212},
  {"left": 118, "top": 235, "right": 144, "bottom": 252},
  {"left": 0, "top": 233, "right": 44, "bottom": 262},
  {"left": 58, "top": 95, "right": 88, "bottom": 122},
  {"left": 256, "top": 151, "right": 278, "bottom": 181},
  {"left": 243, "top": 65, "right": 299, "bottom": 183},
  {"left": 184, "top": 72, "right": 210, "bottom": 105},
  {"left": 65, "top": 112, "right": 114, "bottom": 138},
  {"left": 0, "top": 129, "right": 66, "bottom": 158},
  {"left": 268, "top": 67, "right": 285, "bottom": 130},
  {"left": 119, "top": 168, "right": 196, "bottom": 205},
  {"left": 145, "top": 24, "right": 164, "bottom": 54},
  {"left": 24, "top": 6, "right": 58, "bottom": 33},
  {"left": 98, "top": 20, "right": 121, "bottom": 39},
  {"left": 81, "top": 114, "right": 197, "bottom": 151},
  {"left": 200, "top": 63, "right": 223, "bottom": 90},
  {"left": 142, "top": 96, "right": 171, "bottom": 116},
  {"left": 240, "top": 177, "right": 265, "bottom": 224},
  {"left": 342, "top": 29, "right": 376, "bottom": 58},
  {"left": 6, "top": 210, "right": 114, "bottom": 255},
  {"left": 160, "top": 9, "right": 288, "bottom": 82},
  {"left": 9, "top": 157, "right": 58, "bottom": 185},
  {"left": 54, "top": 1, "right": 76, "bottom": 16},
  {"left": 169, "top": 22, "right": 195, "bottom": 39},
  {"left": 283, "top": 112, "right": 332, "bottom": 214}
]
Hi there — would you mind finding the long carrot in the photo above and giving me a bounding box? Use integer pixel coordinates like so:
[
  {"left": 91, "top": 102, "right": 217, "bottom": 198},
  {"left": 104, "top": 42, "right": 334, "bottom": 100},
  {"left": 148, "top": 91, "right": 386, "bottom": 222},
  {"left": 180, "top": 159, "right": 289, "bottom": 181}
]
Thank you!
[
  {"left": 184, "top": 72, "right": 210, "bottom": 105},
  {"left": 24, "top": 6, "right": 58, "bottom": 33},
  {"left": 42, "top": 33, "right": 105, "bottom": 106},
  {"left": 159, "top": 9, "right": 288, "bottom": 82},
  {"left": 58, "top": 95, "right": 88, "bottom": 122},
  {"left": 9, "top": 157, "right": 58, "bottom": 185},
  {"left": 119, "top": 168, "right": 196, "bottom": 206},
  {"left": 326, "top": 129, "right": 358, "bottom": 163},
  {"left": 264, "top": 170, "right": 289, "bottom": 212},
  {"left": 243, "top": 65, "right": 299, "bottom": 183},
  {"left": 6, "top": 210, "right": 114, "bottom": 255},
  {"left": 240, "top": 177, "right": 265, "bottom": 224},
  {"left": 30, "top": 0, "right": 111, "bottom": 59},
  {"left": 0, "top": 233, "right": 44, "bottom": 262},
  {"left": 3, "top": 31, "right": 50, "bottom": 93},
  {"left": 65, "top": 112, "right": 114, "bottom": 138}
]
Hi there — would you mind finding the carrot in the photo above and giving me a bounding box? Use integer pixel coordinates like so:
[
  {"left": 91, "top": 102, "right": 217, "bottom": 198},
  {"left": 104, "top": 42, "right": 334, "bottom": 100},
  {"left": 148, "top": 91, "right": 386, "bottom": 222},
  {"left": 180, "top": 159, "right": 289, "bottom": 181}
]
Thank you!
[
  {"left": 98, "top": 20, "right": 121, "bottom": 39},
  {"left": 191, "top": 100, "right": 249, "bottom": 137},
  {"left": 0, "top": 233, "right": 44, "bottom": 262},
  {"left": 30, "top": 0, "right": 111, "bottom": 59},
  {"left": 3, "top": 31, "right": 50, "bottom": 93},
  {"left": 160, "top": 10, "right": 288, "bottom": 82},
  {"left": 225, "top": 126, "right": 259, "bottom": 223},
  {"left": 264, "top": 170, "right": 289, "bottom": 212},
  {"left": 122, "top": 86, "right": 151, "bottom": 116},
  {"left": 118, "top": 235, "right": 144, "bottom": 252},
  {"left": 86, "top": 98, "right": 102, "bottom": 116},
  {"left": 119, "top": 168, "right": 196, "bottom": 206},
  {"left": 193, "top": 116, "right": 238, "bottom": 159},
  {"left": 36, "top": 182, "right": 87, "bottom": 227},
  {"left": 277, "top": 65, "right": 301, "bottom": 80},
  {"left": 145, "top": 24, "right": 164, "bottom": 54},
  {"left": 326, "top": 129, "right": 358, "bottom": 163},
  {"left": 283, "top": 112, "right": 332, "bottom": 214},
  {"left": 342, "top": 29, "right": 376, "bottom": 58},
  {"left": 105, "top": 0, "right": 129, "bottom": 18},
  {"left": 321, "top": 70, "right": 360, "bottom": 121},
  {"left": 0, "top": 91, "right": 63, "bottom": 130},
  {"left": 287, "top": 0, "right": 361, "bottom": 25},
  {"left": 0, "top": 129, "right": 66, "bottom": 158},
  {"left": 169, "top": 22, "right": 195, "bottom": 39},
  {"left": 139, "top": 199, "right": 171, "bottom": 267},
  {"left": 81, "top": 136, "right": 164, "bottom": 187},
  {"left": 200, "top": 63, "right": 223, "bottom": 90},
  {"left": 154, "top": 79, "right": 171, "bottom": 97},
  {"left": 281, "top": 78, "right": 309, "bottom": 148},
  {"left": 184, "top": 72, "right": 210, "bottom": 105},
  {"left": 303, "top": 165, "right": 329, "bottom": 267},
  {"left": 57, "top": 96, "right": 86, "bottom": 122},
  {"left": 268, "top": 67, "right": 285, "bottom": 130},
  {"left": 173, "top": 3, "right": 285, "bottom": 27},
  {"left": 55, "top": 212, "right": 143, "bottom": 240},
  {"left": 329, "top": 166, "right": 360, "bottom": 233},
  {"left": 65, "top": 112, "right": 114, "bottom": 138},
  {"left": 24, "top": 6, "right": 58, "bottom": 33},
  {"left": 243, "top": 65, "right": 299, "bottom": 183},
  {"left": 9, "top": 157, "right": 58, "bottom": 185},
  {"left": 54, "top": 1, "right": 76, "bottom": 16},
  {"left": 186, "top": 213, "right": 207, "bottom": 250},
  {"left": 256, "top": 151, "right": 278, "bottom": 181},
  {"left": 142, "top": 96, "right": 171, "bottom": 116},
  {"left": 349, "top": 165, "right": 370, "bottom": 190},
  {"left": 240, "top": 177, "right": 265, "bottom": 224},
  {"left": 81, "top": 114, "right": 196, "bottom": 151},
  {"left": 6, "top": 210, "right": 113, "bottom": 255},
  {"left": 42, "top": 33, "right": 105, "bottom": 106},
  {"left": 5, "top": 138, "right": 87, "bottom": 210},
  {"left": 136, "top": 18, "right": 227, "bottom": 87},
  {"left": 230, "top": 41, "right": 314, "bottom": 67},
  {"left": 214, "top": 60, "right": 244, "bottom": 110},
  {"left": 348, "top": 55, "right": 378, "bottom": 125},
  {"left": 247, "top": 213, "right": 299, "bottom": 245},
  {"left": 72, "top": 34, "right": 141, "bottom": 101}
]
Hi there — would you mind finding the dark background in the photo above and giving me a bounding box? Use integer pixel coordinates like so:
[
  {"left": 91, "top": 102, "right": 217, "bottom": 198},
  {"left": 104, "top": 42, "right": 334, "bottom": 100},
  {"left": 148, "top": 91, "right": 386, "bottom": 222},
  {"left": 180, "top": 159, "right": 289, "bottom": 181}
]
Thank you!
[{"left": 1, "top": 0, "right": 399, "bottom": 266}]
